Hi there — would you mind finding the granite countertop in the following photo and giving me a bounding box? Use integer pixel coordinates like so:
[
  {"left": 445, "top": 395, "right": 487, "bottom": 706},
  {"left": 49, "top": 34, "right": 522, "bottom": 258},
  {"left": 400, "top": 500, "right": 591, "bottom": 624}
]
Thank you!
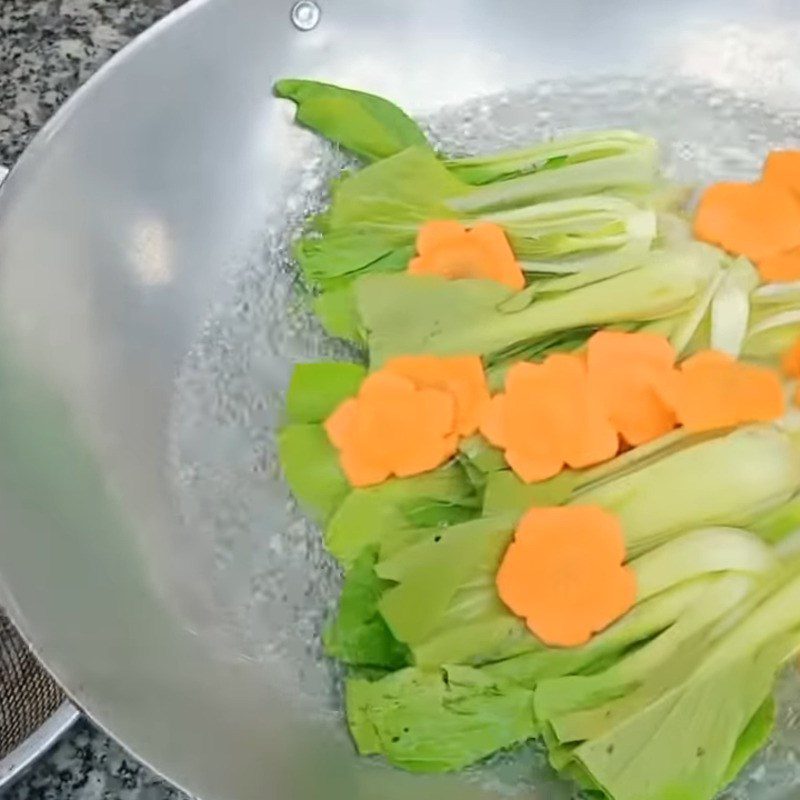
[{"left": 1, "top": 4, "right": 190, "bottom": 797}]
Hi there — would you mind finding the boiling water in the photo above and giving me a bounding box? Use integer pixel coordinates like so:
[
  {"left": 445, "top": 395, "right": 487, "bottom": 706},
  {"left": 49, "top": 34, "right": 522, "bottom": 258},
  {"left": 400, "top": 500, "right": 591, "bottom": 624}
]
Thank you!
[{"left": 169, "top": 76, "right": 800, "bottom": 798}]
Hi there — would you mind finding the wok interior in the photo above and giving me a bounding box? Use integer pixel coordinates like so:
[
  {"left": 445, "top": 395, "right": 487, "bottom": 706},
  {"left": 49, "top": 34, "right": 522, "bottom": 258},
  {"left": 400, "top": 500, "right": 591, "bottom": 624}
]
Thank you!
[{"left": 2, "top": 1, "right": 800, "bottom": 798}]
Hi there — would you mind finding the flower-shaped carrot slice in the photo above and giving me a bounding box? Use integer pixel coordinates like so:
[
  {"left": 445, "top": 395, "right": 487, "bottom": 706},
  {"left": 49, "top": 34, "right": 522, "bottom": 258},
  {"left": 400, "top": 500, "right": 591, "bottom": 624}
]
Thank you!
[
  {"left": 384, "top": 354, "right": 490, "bottom": 436},
  {"left": 694, "top": 181, "right": 800, "bottom": 260},
  {"left": 782, "top": 338, "right": 800, "bottom": 378},
  {"left": 656, "top": 350, "right": 785, "bottom": 432},
  {"left": 325, "top": 371, "right": 458, "bottom": 487},
  {"left": 763, "top": 150, "right": 800, "bottom": 195},
  {"left": 408, "top": 220, "right": 525, "bottom": 290},
  {"left": 480, "top": 354, "right": 619, "bottom": 483},
  {"left": 756, "top": 247, "right": 800, "bottom": 283},
  {"left": 496, "top": 505, "right": 636, "bottom": 647},
  {"left": 587, "top": 330, "right": 677, "bottom": 446}
]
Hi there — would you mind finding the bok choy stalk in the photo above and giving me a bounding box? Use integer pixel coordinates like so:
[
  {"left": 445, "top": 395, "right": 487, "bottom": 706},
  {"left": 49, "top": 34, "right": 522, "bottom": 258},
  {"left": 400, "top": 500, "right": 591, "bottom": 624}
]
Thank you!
[
  {"left": 296, "top": 146, "right": 658, "bottom": 298},
  {"left": 483, "top": 194, "right": 656, "bottom": 275},
  {"left": 537, "top": 552, "right": 800, "bottom": 800},
  {"left": 359, "top": 243, "right": 723, "bottom": 366},
  {"left": 479, "top": 425, "right": 800, "bottom": 556},
  {"left": 572, "top": 425, "right": 800, "bottom": 556},
  {"left": 447, "top": 131, "right": 659, "bottom": 209},
  {"left": 708, "top": 256, "right": 758, "bottom": 357},
  {"left": 744, "top": 280, "right": 800, "bottom": 359}
]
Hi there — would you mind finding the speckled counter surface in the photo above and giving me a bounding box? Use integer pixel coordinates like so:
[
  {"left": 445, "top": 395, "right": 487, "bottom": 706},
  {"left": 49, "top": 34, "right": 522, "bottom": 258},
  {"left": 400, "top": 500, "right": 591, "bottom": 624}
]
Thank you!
[
  {"left": 1, "top": 0, "right": 183, "bottom": 164},
  {"left": 1, "top": 3, "right": 189, "bottom": 797}
]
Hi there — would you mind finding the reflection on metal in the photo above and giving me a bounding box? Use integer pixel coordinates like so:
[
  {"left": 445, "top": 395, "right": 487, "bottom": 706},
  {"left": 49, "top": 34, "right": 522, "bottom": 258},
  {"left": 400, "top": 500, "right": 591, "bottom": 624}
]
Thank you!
[
  {"left": 130, "top": 217, "right": 174, "bottom": 286},
  {"left": 290, "top": 1, "right": 321, "bottom": 31}
]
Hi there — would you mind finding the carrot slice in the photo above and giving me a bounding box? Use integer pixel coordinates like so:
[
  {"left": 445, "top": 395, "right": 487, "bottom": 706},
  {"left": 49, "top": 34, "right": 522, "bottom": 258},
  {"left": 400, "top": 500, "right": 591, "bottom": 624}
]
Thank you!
[
  {"left": 782, "top": 337, "right": 800, "bottom": 378},
  {"left": 416, "top": 219, "right": 464, "bottom": 254},
  {"left": 694, "top": 181, "right": 800, "bottom": 260},
  {"left": 756, "top": 247, "right": 800, "bottom": 283},
  {"left": 587, "top": 330, "right": 677, "bottom": 446},
  {"left": 408, "top": 220, "right": 525, "bottom": 290},
  {"left": 384, "top": 354, "right": 491, "bottom": 436},
  {"left": 479, "top": 354, "right": 619, "bottom": 482},
  {"left": 496, "top": 505, "right": 636, "bottom": 647},
  {"left": 656, "top": 350, "right": 785, "bottom": 432},
  {"left": 763, "top": 150, "right": 800, "bottom": 195},
  {"left": 324, "top": 371, "right": 458, "bottom": 487}
]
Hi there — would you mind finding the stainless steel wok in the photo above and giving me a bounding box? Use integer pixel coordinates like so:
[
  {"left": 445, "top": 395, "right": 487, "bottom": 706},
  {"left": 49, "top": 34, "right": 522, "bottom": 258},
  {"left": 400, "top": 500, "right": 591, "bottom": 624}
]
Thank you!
[{"left": 3, "top": 1, "right": 800, "bottom": 798}]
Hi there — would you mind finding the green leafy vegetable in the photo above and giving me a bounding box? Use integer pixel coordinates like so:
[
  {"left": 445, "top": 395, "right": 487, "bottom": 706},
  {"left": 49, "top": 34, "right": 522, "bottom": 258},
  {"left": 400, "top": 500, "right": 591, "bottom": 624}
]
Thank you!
[
  {"left": 346, "top": 665, "right": 537, "bottom": 772},
  {"left": 278, "top": 362, "right": 365, "bottom": 521},
  {"left": 285, "top": 361, "right": 365, "bottom": 423},
  {"left": 359, "top": 244, "right": 721, "bottom": 365},
  {"left": 485, "top": 527, "right": 774, "bottom": 693},
  {"left": 294, "top": 146, "right": 467, "bottom": 295},
  {"left": 274, "top": 79, "right": 429, "bottom": 161},
  {"left": 377, "top": 516, "right": 512, "bottom": 644},
  {"left": 274, "top": 79, "right": 800, "bottom": 800},
  {"left": 536, "top": 555, "right": 800, "bottom": 800},
  {"left": 572, "top": 426, "right": 800, "bottom": 556},
  {"left": 484, "top": 578, "right": 708, "bottom": 687},
  {"left": 324, "top": 547, "right": 410, "bottom": 669},
  {"left": 448, "top": 131, "right": 659, "bottom": 205},
  {"left": 374, "top": 515, "right": 533, "bottom": 666},
  {"left": 325, "top": 462, "right": 479, "bottom": 565},
  {"left": 278, "top": 424, "right": 349, "bottom": 523},
  {"left": 485, "top": 194, "right": 656, "bottom": 275}
]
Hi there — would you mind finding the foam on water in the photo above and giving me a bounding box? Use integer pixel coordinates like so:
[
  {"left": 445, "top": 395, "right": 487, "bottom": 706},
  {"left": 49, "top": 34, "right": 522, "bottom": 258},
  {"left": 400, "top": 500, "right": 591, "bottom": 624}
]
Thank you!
[{"left": 168, "top": 76, "right": 800, "bottom": 797}]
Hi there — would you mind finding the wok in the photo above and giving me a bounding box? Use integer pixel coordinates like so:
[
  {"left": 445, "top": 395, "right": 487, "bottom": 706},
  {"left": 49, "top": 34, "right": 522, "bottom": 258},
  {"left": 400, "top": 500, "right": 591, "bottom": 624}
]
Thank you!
[{"left": 2, "top": 1, "right": 800, "bottom": 798}]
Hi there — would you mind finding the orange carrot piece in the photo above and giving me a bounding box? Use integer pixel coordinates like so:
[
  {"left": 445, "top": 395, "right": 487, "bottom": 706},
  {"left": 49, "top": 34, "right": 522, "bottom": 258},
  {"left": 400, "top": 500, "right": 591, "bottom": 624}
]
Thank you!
[
  {"left": 324, "top": 371, "right": 458, "bottom": 487},
  {"left": 408, "top": 220, "right": 525, "bottom": 290},
  {"left": 587, "top": 330, "right": 677, "bottom": 446},
  {"left": 496, "top": 505, "right": 636, "bottom": 647},
  {"left": 757, "top": 247, "right": 800, "bottom": 283},
  {"left": 656, "top": 350, "right": 785, "bottom": 432},
  {"left": 763, "top": 150, "right": 800, "bottom": 195},
  {"left": 694, "top": 181, "right": 800, "bottom": 260},
  {"left": 384, "top": 354, "right": 491, "bottom": 436},
  {"left": 782, "top": 338, "right": 800, "bottom": 378},
  {"left": 479, "top": 355, "right": 618, "bottom": 483},
  {"left": 540, "top": 354, "right": 620, "bottom": 469},
  {"left": 416, "top": 219, "right": 464, "bottom": 254}
]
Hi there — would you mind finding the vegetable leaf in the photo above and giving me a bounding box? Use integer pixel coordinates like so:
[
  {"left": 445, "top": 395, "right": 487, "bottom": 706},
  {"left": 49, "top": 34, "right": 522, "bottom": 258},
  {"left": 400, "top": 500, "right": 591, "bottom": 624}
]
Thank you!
[
  {"left": 295, "top": 147, "right": 468, "bottom": 291},
  {"left": 278, "top": 423, "right": 348, "bottom": 523},
  {"left": 358, "top": 245, "right": 720, "bottom": 366},
  {"left": 346, "top": 665, "right": 538, "bottom": 772},
  {"left": 374, "top": 515, "right": 535, "bottom": 666},
  {"left": 325, "top": 462, "right": 479, "bottom": 565},
  {"left": 279, "top": 362, "right": 365, "bottom": 521},
  {"left": 274, "top": 79, "right": 429, "bottom": 161},
  {"left": 324, "top": 547, "right": 410, "bottom": 669},
  {"left": 285, "top": 361, "right": 365, "bottom": 423}
]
